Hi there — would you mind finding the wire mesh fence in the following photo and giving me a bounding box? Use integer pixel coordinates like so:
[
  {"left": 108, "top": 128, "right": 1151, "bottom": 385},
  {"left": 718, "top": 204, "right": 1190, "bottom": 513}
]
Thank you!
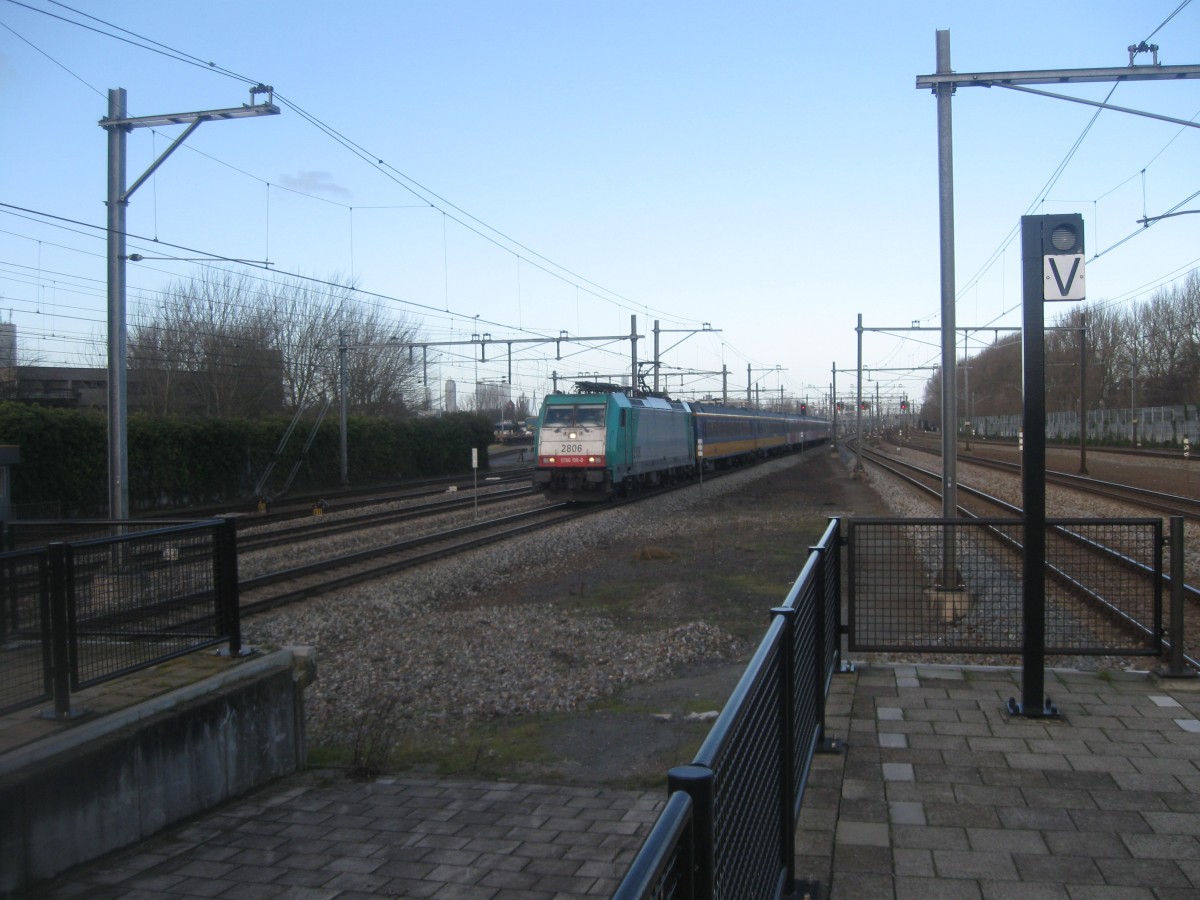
[
  {"left": 0, "top": 519, "right": 239, "bottom": 715},
  {"left": 847, "top": 517, "right": 1163, "bottom": 655},
  {"left": 0, "top": 548, "right": 52, "bottom": 716},
  {"left": 68, "top": 522, "right": 236, "bottom": 689}
]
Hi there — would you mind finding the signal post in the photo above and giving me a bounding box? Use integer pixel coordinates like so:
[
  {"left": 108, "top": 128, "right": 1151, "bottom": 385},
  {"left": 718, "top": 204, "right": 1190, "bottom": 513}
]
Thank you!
[{"left": 1011, "top": 213, "right": 1085, "bottom": 718}]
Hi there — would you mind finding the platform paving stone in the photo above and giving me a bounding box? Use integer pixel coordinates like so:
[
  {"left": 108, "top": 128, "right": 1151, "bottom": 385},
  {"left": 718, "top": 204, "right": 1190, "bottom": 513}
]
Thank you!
[
  {"left": 18, "top": 661, "right": 1200, "bottom": 897},
  {"left": 817, "top": 664, "right": 1200, "bottom": 900}
]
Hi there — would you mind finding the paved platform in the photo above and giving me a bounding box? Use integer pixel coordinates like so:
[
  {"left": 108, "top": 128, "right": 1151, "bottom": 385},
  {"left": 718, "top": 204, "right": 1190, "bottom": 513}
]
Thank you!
[
  {"left": 21, "top": 660, "right": 1200, "bottom": 898},
  {"left": 805, "top": 662, "right": 1200, "bottom": 900}
]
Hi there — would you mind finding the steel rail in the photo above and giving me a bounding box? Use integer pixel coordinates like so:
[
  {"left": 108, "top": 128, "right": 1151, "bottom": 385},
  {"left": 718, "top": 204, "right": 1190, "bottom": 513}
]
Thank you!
[
  {"left": 237, "top": 485, "right": 537, "bottom": 552},
  {"left": 239, "top": 504, "right": 579, "bottom": 614},
  {"left": 857, "top": 444, "right": 1197, "bottom": 665}
]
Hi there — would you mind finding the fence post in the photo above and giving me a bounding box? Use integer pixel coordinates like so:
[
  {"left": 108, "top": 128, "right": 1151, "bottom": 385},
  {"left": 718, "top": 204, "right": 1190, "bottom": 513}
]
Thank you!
[
  {"left": 1156, "top": 516, "right": 1195, "bottom": 679},
  {"left": 216, "top": 517, "right": 242, "bottom": 656},
  {"left": 829, "top": 518, "right": 851, "bottom": 674},
  {"left": 811, "top": 541, "right": 828, "bottom": 720},
  {"left": 772, "top": 606, "right": 797, "bottom": 895},
  {"left": 0, "top": 557, "right": 11, "bottom": 648},
  {"left": 43, "top": 542, "right": 74, "bottom": 719},
  {"left": 667, "top": 765, "right": 714, "bottom": 900},
  {"left": 844, "top": 519, "right": 859, "bottom": 660}
]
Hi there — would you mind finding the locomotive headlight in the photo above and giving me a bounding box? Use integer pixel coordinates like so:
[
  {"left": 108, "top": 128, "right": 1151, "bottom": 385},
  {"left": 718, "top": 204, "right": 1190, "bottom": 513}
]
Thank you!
[
  {"left": 568, "top": 431, "right": 577, "bottom": 440},
  {"left": 588, "top": 456, "right": 596, "bottom": 463},
  {"left": 548, "top": 457, "right": 556, "bottom": 463}
]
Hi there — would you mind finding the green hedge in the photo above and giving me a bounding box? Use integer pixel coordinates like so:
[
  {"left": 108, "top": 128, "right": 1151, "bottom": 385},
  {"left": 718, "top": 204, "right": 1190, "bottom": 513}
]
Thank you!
[{"left": 0, "top": 403, "right": 493, "bottom": 516}]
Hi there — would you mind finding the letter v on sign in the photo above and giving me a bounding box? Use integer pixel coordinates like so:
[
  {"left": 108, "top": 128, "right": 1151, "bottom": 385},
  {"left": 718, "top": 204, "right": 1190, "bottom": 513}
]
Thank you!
[{"left": 1043, "top": 254, "right": 1085, "bottom": 301}]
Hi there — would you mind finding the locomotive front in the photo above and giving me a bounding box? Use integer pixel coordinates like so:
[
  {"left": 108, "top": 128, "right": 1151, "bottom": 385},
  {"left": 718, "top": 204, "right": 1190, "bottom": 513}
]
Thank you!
[{"left": 532, "top": 394, "right": 611, "bottom": 501}]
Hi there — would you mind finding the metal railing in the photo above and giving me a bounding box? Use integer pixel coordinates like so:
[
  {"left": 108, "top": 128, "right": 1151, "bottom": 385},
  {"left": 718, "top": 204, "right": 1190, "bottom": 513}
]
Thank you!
[
  {"left": 0, "top": 518, "right": 240, "bottom": 717},
  {"left": 615, "top": 514, "right": 1184, "bottom": 896},
  {"left": 614, "top": 518, "right": 843, "bottom": 900},
  {"left": 846, "top": 517, "right": 1164, "bottom": 655}
]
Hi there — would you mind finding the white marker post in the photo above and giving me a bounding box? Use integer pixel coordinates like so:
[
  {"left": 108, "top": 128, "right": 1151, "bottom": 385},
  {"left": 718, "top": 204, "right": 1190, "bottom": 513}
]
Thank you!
[
  {"left": 1186, "top": 437, "right": 1191, "bottom": 493},
  {"left": 472, "top": 447, "right": 479, "bottom": 519}
]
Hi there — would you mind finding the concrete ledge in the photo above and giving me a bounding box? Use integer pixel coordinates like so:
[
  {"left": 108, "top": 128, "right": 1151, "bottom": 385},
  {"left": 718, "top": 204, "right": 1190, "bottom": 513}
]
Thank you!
[{"left": 0, "top": 646, "right": 316, "bottom": 894}]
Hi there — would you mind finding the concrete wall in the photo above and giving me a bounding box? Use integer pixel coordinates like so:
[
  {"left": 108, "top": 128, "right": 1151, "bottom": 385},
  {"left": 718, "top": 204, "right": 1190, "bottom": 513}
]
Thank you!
[{"left": 0, "top": 647, "right": 316, "bottom": 895}]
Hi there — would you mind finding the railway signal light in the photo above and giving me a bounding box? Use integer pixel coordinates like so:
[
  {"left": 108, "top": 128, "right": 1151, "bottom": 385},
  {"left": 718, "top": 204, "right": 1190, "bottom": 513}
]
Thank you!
[
  {"left": 900, "top": 400, "right": 908, "bottom": 411},
  {"left": 799, "top": 403, "right": 807, "bottom": 415},
  {"left": 1026, "top": 213, "right": 1085, "bottom": 302}
]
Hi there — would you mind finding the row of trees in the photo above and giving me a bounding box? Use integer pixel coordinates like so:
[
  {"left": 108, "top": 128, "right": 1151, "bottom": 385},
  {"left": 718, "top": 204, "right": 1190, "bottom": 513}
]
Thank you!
[
  {"left": 920, "top": 271, "right": 1200, "bottom": 421},
  {"left": 129, "top": 269, "right": 425, "bottom": 419}
]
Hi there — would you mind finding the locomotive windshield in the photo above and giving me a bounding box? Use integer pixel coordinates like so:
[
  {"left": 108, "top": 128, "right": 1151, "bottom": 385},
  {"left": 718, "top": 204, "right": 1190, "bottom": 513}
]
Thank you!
[{"left": 543, "top": 404, "right": 605, "bottom": 428}]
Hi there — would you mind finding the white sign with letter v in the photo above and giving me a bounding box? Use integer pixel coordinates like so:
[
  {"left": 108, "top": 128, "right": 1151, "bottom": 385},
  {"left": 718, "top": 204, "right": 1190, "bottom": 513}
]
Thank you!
[{"left": 1044, "top": 254, "right": 1085, "bottom": 301}]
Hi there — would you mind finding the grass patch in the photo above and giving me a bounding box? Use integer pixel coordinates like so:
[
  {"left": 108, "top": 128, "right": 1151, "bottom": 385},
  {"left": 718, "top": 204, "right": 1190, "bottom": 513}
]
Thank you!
[
  {"left": 714, "top": 570, "right": 795, "bottom": 599},
  {"left": 557, "top": 575, "right": 686, "bottom": 633},
  {"left": 307, "top": 745, "right": 352, "bottom": 769},
  {"left": 634, "top": 545, "right": 674, "bottom": 561},
  {"left": 586, "top": 694, "right": 656, "bottom": 715},
  {"left": 607, "top": 724, "right": 717, "bottom": 791},
  {"left": 307, "top": 710, "right": 555, "bottom": 782},
  {"left": 385, "top": 719, "right": 555, "bottom": 780}
]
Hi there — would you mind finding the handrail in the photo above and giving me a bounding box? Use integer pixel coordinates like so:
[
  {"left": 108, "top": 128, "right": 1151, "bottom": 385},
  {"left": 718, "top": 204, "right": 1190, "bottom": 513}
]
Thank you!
[{"left": 613, "top": 517, "right": 843, "bottom": 899}]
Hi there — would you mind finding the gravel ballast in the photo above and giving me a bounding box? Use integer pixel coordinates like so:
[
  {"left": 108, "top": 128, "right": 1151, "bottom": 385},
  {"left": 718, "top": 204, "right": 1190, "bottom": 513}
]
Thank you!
[{"left": 245, "top": 454, "right": 828, "bottom": 750}]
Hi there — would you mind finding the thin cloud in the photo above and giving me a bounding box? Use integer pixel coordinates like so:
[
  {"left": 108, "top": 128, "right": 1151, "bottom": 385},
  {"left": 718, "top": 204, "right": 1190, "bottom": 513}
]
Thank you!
[{"left": 278, "top": 170, "right": 352, "bottom": 201}]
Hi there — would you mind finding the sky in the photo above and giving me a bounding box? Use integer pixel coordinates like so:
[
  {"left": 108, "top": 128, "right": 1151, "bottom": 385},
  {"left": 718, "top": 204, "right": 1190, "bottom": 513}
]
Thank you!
[{"left": 1, "top": 0, "right": 1197, "bottom": 416}]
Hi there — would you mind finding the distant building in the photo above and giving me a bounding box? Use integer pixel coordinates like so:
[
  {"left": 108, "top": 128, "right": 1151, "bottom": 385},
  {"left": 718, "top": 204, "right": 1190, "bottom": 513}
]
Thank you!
[
  {"left": 475, "top": 380, "right": 510, "bottom": 418},
  {"left": 0, "top": 366, "right": 109, "bottom": 409},
  {"left": 0, "top": 361, "right": 285, "bottom": 417},
  {"left": 0, "top": 323, "right": 15, "bottom": 369}
]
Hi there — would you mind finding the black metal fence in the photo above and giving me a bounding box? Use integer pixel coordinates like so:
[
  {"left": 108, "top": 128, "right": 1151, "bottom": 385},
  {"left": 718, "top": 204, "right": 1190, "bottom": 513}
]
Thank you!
[
  {"left": 847, "top": 517, "right": 1164, "bottom": 655},
  {"left": 613, "top": 513, "right": 1184, "bottom": 896},
  {"left": 0, "top": 518, "right": 240, "bottom": 717},
  {"left": 613, "top": 518, "right": 843, "bottom": 899}
]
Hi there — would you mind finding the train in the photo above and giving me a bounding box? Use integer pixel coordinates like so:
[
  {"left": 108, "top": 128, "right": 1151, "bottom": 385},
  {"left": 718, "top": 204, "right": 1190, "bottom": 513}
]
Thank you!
[{"left": 531, "top": 381, "right": 831, "bottom": 502}]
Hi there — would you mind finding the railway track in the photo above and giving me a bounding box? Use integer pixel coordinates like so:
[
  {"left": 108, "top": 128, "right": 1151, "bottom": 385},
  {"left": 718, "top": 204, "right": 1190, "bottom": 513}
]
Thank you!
[
  {"left": 235, "top": 448, "right": 804, "bottom": 617},
  {"left": 894, "top": 436, "right": 1200, "bottom": 520},
  {"left": 905, "top": 432, "right": 1195, "bottom": 462},
  {"left": 148, "top": 466, "right": 536, "bottom": 526},
  {"left": 236, "top": 484, "right": 536, "bottom": 552},
  {"left": 238, "top": 503, "right": 581, "bottom": 614},
  {"left": 855, "top": 443, "right": 1198, "bottom": 664}
]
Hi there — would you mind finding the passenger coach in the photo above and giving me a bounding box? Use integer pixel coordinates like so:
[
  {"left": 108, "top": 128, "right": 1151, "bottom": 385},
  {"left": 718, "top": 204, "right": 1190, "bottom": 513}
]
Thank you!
[{"left": 690, "top": 403, "right": 815, "bottom": 465}]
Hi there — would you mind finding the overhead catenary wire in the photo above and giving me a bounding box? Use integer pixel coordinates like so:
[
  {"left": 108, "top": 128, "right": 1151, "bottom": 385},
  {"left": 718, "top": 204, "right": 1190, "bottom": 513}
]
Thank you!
[
  {"left": 2, "top": 0, "right": 757, "bottom": 398},
  {"left": 7, "top": 0, "right": 1195, "bottom": 403},
  {"left": 943, "top": 0, "right": 1197, "bottom": 317},
  {"left": 885, "top": 2, "right": 1200, "bottom": 400},
  {"left": 0, "top": 203, "right": 727, "bottom": 398},
  {"left": 5, "top": 0, "right": 705, "bottom": 329}
]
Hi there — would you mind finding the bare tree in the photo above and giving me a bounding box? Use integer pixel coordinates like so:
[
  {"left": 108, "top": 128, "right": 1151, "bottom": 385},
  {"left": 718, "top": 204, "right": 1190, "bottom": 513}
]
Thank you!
[
  {"left": 130, "top": 269, "right": 281, "bottom": 417},
  {"left": 340, "top": 303, "right": 423, "bottom": 417},
  {"left": 966, "top": 333, "right": 1022, "bottom": 416},
  {"left": 1179, "top": 271, "right": 1200, "bottom": 405},
  {"left": 266, "top": 275, "right": 346, "bottom": 410},
  {"left": 131, "top": 267, "right": 425, "bottom": 419}
]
